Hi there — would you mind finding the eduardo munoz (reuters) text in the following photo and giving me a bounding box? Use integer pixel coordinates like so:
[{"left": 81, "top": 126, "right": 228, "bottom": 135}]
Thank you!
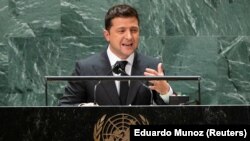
[{"left": 131, "top": 127, "right": 248, "bottom": 139}]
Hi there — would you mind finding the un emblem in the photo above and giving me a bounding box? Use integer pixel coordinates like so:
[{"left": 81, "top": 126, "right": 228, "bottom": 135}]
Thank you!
[{"left": 93, "top": 113, "right": 149, "bottom": 141}]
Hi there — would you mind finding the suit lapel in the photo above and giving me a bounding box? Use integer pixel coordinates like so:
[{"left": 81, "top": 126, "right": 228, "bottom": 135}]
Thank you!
[
  {"left": 92, "top": 51, "right": 121, "bottom": 105},
  {"left": 126, "top": 53, "right": 145, "bottom": 105}
]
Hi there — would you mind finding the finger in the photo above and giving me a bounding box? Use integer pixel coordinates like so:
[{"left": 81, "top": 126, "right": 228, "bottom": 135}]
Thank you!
[
  {"left": 157, "top": 63, "right": 164, "bottom": 75},
  {"left": 144, "top": 71, "right": 157, "bottom": 76},
  {"left": 145, "top": 68, "right": 158, "bottom": 76}
]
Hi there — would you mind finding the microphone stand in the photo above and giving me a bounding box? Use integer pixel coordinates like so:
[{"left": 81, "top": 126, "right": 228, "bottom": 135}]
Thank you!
[
  {"left": 93, "top": 81, "right": 101, "bottom": 105},
  {"left": 141, "top": 82, "right": 154, "bottom": 105},
  {"left": 93, "top": 63, "right": 121, "bottom": 106},
  {"left": 118, "top": 68, "right": 154, "bottom": 106}
]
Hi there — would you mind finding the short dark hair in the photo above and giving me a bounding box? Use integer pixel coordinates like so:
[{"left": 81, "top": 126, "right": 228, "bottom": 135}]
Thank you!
[{"left": 105, "top": 4, "right": 140, "bottom": 30}]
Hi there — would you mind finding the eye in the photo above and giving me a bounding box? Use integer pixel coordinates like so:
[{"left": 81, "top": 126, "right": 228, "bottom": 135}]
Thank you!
[
  {"left": 131, "top": 28, "right": 138, "bottom": 33},
  {"left": 117, "top": 29, "right": 125, "bottom": 33}
]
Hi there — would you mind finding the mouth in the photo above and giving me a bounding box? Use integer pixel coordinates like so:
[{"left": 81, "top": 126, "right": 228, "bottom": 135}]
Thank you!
[{"left": 121, "top": 43, "right": 133, "bottom": 48}]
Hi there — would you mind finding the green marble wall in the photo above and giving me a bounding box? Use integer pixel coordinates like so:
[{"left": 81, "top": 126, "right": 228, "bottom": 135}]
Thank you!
[{"left": 0, "top": 0, "right": 249, "bottom": 106}]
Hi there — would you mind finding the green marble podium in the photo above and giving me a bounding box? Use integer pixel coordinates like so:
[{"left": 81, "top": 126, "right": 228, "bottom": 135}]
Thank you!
[{"left": 0, "top": 106, "right": 249, "bottom": 140}]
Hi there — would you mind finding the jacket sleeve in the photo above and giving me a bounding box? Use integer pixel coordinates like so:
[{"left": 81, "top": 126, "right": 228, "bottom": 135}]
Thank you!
[{"left": 58, "top": 61, "right": 87, "bottom": 106}]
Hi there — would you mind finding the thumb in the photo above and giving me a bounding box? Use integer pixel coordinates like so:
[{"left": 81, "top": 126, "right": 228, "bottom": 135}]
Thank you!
[{"left": 157, "top": 63, "right": 164, "bottom": 75}]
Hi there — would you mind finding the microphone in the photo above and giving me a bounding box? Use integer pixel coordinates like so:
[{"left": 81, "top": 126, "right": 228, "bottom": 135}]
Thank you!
[
  {"left": 93, "top": 62, "right": 121, "bottom": 105},
  {"left": 115, "top": 66, "right": 154, "bottom": 105},
  {"left": 93, "top": 81, "right": 101, "bottom": 105}
]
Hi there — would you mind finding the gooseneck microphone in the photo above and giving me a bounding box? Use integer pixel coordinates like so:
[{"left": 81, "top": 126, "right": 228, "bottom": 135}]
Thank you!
[
  {"left": 93, "top": 81, "right": 101, "bottom": 105},
  {"left": 115, "top": 65, "right": 154, "bottom": 105},
  {"left": 93, "top": 62, "right": 121, "bottom": 105}
]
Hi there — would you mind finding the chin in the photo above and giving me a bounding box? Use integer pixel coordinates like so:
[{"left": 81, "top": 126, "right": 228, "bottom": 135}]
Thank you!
[{"left": 124, "top": 50, "right": 134, "bottom": 55}]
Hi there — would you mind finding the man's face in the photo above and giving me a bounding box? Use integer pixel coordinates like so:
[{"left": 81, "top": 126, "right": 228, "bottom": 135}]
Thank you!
[{"left": 103, "top": 17, "right": 139, "bottom": 59}]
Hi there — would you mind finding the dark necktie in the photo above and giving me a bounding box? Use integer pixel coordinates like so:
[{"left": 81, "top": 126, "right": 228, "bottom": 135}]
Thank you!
[{"left": 118, "top": 61, "right": 129, "bottom": 105}]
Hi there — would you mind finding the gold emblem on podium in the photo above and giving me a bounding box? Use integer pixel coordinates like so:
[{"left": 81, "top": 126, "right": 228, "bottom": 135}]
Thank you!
[{"left": 93, "top": 113, "right": 149, "bottom": 141}]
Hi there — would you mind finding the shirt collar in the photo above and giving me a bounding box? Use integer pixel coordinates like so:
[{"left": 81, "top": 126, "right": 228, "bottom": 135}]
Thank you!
[{"left": 107, "top": 45, "right": 134, "bottom": 67}]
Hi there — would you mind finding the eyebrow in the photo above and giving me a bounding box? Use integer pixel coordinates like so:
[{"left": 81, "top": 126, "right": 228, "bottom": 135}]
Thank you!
[{"left": 116, "top": 26, "right": 139, "bottom": 29}]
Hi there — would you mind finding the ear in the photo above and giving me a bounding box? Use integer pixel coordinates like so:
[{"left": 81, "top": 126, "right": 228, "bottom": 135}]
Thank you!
[{"left": 103, "top": 29, "right": 110, "bottom": 42}]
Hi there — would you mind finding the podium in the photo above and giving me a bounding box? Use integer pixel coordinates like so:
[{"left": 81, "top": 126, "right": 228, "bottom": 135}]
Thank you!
[{"left": 1, "top": 106, "right": 250, "bottom": 140}]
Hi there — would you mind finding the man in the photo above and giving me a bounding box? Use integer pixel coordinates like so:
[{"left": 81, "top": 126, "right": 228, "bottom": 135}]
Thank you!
[{"left": 59, "top": 4, "right": 173, "bottom": 106}]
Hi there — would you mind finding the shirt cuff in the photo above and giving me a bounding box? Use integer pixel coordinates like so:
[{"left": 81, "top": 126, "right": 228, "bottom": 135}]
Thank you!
[{"left": 159, "top": 85, "right": 173, "bottom": 103}]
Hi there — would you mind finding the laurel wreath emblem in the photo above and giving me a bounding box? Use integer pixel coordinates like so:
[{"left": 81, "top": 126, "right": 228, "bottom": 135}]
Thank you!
[
  {"left": 93, "top": 114, "right": 106, "bottom": 141},
  {"left": 93, "top": 114, "right": 149, "bottom": 141},
  {"left": 139, "top": 114, "right": 149, "bottom": 125}
]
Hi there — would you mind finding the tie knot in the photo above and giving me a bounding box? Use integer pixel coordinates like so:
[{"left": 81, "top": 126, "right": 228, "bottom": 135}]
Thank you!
[
  {"left": 113, "top": 61, "right": 128, "bottom": 74},
  {"left": 118, "top": 61, "right": 128, "bottom": 71}
]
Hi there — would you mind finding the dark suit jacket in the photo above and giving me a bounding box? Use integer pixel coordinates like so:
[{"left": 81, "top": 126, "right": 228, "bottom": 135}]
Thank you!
[{"left": 59, "top": 49, "right": 167, "bottom": 106}]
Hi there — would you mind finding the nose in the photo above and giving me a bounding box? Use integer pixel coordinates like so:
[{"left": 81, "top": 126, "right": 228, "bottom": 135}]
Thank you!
[{"left": 125, "top": 31, "right": 132, "bottom": 40}]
